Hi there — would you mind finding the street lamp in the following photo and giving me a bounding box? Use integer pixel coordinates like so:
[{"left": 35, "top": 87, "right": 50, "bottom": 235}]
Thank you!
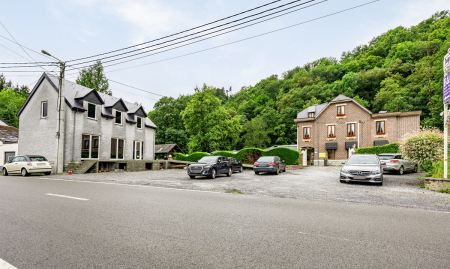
[{"left": 42, "top": 49, "right": 66, "bottom": 175}]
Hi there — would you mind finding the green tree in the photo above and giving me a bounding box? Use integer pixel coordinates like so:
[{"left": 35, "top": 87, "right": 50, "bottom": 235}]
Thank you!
[
  {"left": 374, "top": 76, "right": 413, "bottom": 112},
  {"left": 181, "top": 85, "right": 242, "bottom": 153},
  {"left": 241, "top": 116, "right": 271, "bottom": 148},
  {"left": 76, "top": 61, "right": 111, "bottom": 95},
  {"left": 0, "top": 88, "right": 26, "bottom": 128},
  {"left": 148, "top": 95, "right": 192, "bottom": 152}
]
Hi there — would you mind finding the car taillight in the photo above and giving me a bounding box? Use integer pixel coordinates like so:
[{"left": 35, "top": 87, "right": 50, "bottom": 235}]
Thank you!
[
  {"left": 253, "top": 163, "right": 258, "bottom": 167},
  {"left": 268, "top": 163, "right": 276, "bottom": 166},
  {"left": 390, "top": 160, "right": 399, "bottom": 162}
]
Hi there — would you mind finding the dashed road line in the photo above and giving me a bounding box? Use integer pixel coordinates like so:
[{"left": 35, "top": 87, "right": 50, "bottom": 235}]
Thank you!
[{"left": 46, "top": 193, "right": 89, "bottom": 201}]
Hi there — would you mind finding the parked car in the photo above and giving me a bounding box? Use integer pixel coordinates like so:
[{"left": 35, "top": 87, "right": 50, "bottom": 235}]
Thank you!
[
  {"left": 2, "top": 155, "right": 52, "bottom": 176},
  {"left": 253, "top": 156, "right": 286, "bottom": 175},
  {"left": 378, "top": 153, "right": 417, "bottom": 175},
  {"left": 340, "top": 154, "right": 384, "bottom": 185},
  {"left": 188, "top": 156, "right": 232, "bottom": 179},
  {"left": 229, "top": 157, "right": 243, "bottom": 173}
]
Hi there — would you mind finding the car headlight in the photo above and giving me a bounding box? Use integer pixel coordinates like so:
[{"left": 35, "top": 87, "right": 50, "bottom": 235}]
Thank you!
[
  {"left": 203, "top": 165, "right": 212, "bottom": 169},
  {"left": 341, "top": 168, "right": 349, "bottom": 173},
  {"left": 371, "top": 169, "right": 381, "bottom": 175}
]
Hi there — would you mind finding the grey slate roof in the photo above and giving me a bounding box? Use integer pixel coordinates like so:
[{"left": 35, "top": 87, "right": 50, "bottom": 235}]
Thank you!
[
  {"left": 296, "top": 103, "right": 328, "bottom": 119},
  {"left": 20, "top": 73, "right": 157, "bottom": 129},
  {"left": 155, "top": 144, "right": 179, "bottom": 154},
  {"left": 331, "top": 94, "right": 352, "bottom": 102},
  {"left": 0, "top": 117, "right": 11, "bottom": 126},
  {"left": 0, "top": 125, "right": 19, "bottom": 143}
]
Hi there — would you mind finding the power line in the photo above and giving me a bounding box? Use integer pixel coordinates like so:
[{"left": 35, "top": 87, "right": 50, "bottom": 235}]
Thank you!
[
  {"left": 65, "top": 0, "right": 324, "bottom": 73},
  {"left": 0, "top": 33, "right": 55, "bottom": 61},
  {"left": 97, "top": 0, "right": 379, "bottom": 75},
  {"left": 66, "top": 0, "right": 285, "bottom": 63},
  {"left": 0, "top": 22, "right": 50, "bottom": 73},
  {"left": 68, "top": 0, "right": 318, "bottom": 68},
  {"left": 109, "top": 79, "right": 164, "bottom": 97}
]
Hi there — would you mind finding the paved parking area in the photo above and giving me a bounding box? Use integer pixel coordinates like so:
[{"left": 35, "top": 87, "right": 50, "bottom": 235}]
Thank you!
[{"left": 39, "top": 167, "right": 450, "bottom": 211}]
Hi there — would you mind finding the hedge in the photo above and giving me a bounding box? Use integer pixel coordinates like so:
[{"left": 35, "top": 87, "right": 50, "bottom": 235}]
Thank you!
[
  {"left": 174, "top": 147, "right": 300, "bottom": 165},
  {"left": 355, "top": 143, "right": 399, "bottom": 155}
]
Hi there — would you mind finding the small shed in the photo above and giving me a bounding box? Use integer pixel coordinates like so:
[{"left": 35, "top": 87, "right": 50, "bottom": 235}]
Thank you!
[
  {"left": 155, "top": 144, "right": 184, "bottom": 160},
  {"left": 0, "top": 120, "right": 19, "bottom": 169}
]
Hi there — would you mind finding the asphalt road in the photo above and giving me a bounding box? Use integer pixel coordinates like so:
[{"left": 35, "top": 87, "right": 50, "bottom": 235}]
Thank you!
[{"left": 1, "top": 176, "right": 449, "bottom": 268}]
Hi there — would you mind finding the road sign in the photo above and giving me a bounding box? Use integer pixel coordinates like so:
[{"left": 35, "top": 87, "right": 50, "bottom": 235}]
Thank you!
[
  {"left": 444, "top": 48, "right": 450, "bottom": 74},
  {"left": 444, "top": 73, "right": 450, "bottom": 103}
]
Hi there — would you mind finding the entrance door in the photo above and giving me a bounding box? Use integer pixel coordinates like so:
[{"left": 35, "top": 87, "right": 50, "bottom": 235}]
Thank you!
[{"left": 306, "top": 148, "right": 314, "bottom": 165}]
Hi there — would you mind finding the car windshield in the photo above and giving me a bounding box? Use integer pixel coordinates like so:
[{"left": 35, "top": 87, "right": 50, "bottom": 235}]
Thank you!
[
  {"left": 378, "top": 155, "right": 395, "bottom": 160},
  {"left": 347, "top": 155, "right": 379, "bottom": 165},
  {"left": 257, "top": 157, "right": 275, "bottom": 162},
  {"left": 198, "top": 156, "right": 219, "bottom": 163},
  {"left": 30, "top": 156, "right": 47, "bottom": 161}
]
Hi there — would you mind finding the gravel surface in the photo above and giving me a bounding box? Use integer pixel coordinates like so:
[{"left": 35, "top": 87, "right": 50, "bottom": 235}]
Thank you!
[{"left": 47, "top": 167, "right": 450, "bottom": 212}]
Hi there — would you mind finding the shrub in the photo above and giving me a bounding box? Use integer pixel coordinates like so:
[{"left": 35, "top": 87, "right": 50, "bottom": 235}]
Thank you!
[
  {"left": 431, "top": 161, "right": 450, "bottom": 179},
  {"left": 399, "top": 127, "right": 444, "bottom": 166},
  {"left": 174, "top": 147, "right": 300, "bottom": 165},
  {"left": 355, "top": 143, "right": 399, "bottom": 155}
]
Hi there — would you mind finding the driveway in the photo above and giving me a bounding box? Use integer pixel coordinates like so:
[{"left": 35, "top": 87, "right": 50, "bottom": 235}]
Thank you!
[{"left": 39, "top": 167, "right": 450, "bottom": 212}]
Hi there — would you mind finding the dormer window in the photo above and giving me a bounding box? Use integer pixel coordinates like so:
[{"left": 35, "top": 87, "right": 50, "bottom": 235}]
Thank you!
[
  {"left": 308, "top": 112, "right": 315, "bottom": 118},
  {"left": 88, "top": 103, "right": 96, "bottom": 119},
  {"left": 115, "top": 111, "right": 122, "bottom": 125},
  {"left": 137, "top": 117, "right": 142, "bottom": 129},
  {"left": 337, "top": 105, "right": 345, "bottom": 116}
]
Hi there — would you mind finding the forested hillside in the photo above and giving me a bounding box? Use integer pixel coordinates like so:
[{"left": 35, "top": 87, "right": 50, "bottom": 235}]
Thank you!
[{"left": 149, "top": 11, "right": 450, "bottom": 153}]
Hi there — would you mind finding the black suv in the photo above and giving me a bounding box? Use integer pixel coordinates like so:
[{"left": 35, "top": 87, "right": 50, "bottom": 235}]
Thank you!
[{"left": 188, "top": 156, "right": 232, "bottom": 179}]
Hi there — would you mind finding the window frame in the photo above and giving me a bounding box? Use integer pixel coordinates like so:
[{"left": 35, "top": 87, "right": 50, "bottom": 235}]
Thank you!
[
  {"left": 133, "top": 141, "right": 144, "bottom": 160},
  {"left": 115, "top": 111, "right": 122, "bottom": 125},
  {"left": 347, "top": 123, "right": 355, "bottom": 137},
  {"left": 110, "top": 138, "right": 125, "bottom": 160},
  {"left": 137, "top": 117, "right": 142, "bottom": 129},
  {"left": 87, "top": 102, "right": 96, "bottom": 119},
  {"left": 327, "top": 125, "right": 336, "bottom": 138},
  {"left": 376, "top": 121, "right": 386, "bottom": 135},
  {"left": 308, "top": 112, "right": 315, "bottom": 118},
  {"left": 327, "top": 149, "right": 336, "bottom": 160},
  {"left": 337, "top": 105, "right": 345, "bottom": 116},
  {"left": 41, "top": 101, "right": 48, "bottom": 118},
  {"left": 81, "top": 134, "right": 100, "bottom": 160},
  {"left": 303, "top": 127, "right": 311, "bottom": 139}
]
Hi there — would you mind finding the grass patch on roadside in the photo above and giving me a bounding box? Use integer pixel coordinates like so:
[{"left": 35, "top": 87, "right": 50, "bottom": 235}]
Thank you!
[
  {"left": 420, "top": 184, "right": 425, "bottom": 189},
  {"left": 438, "top": 188, "right": 450, "bottom": 194},
  {"left": 225, "top": 189, "right": 244, "bottom": 194}
]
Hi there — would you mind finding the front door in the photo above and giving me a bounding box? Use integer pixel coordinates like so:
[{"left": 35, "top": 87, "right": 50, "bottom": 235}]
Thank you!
[{"left": 306, "top": 149, "right": 314, "bottom": 165}]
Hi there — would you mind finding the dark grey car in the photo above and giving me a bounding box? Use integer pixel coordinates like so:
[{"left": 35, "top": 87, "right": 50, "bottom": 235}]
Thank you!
[
  {"left": 253, "top": 156, "right": 286, "bottom": 175},
  {"left": 340, "top": 154, "right": 385, "bottom": 186},
  {"left": 188, "top": 156, "right": 232, "bottom": 179}
]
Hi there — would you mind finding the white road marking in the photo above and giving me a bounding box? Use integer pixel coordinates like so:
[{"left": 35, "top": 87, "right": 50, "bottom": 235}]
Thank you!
[
  {"left": 0, "top": 259, "right": 18, "bottom": 269},
  {"left": 46, "top": 193, "right": 89, "bottom": 201}
]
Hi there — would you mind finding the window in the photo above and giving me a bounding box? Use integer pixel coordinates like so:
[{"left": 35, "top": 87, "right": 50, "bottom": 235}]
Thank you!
[
  {"left": 303, "top": 127, "right": 311, "bottom": 139},
  {"left": 133, "top": 141, "right": 143, "bottom": 160},
  {"left": 327, "top": 149, "right": 336, "bottom": 160},
  {"left": 137, "top": 117, "right": 142, "bottom": 129},
  {"left": 41, "top": 101, "right": 48, "bottom": 118},
  {"left": 376, "top": 121, "right": 385, "bottom": 135},
  {"left": 337, "top": 106, "right": 345, "bottom": 116},
  {"left": 115, "top": 111, "right": 122, "bottom": 125},
  {"left": 308, "top": 112, "right": 315, "bottom": 118},
  {"left": 81, "top": 135, "right": 100, "bottom": 159},
  {"left": 88, "top": 103, "right": 96, "bottom": 119},
  {"left": 347, "top": 123, "right": 355, "bottom": 137},
  {"left": 327, "top": 125, "right": 336, "bottom": 138},
  {"left": 111, "top": 138, "right": 124, "bottom": 159}
]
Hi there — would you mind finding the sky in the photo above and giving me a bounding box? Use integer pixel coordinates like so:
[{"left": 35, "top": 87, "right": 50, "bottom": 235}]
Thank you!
[{"left": 1, "top": 0, "right": 448, "bottom": 112}]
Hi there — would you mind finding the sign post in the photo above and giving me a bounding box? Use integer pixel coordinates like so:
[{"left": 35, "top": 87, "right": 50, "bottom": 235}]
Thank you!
[{"left": 443, "top": 48, "right": 450, "bottom": 179}]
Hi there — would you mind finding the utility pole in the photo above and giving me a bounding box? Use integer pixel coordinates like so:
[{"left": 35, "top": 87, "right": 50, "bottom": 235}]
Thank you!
[
  {"left": 443, "top": 47, "right": 450, "bottom": 179},
  {"left": 42, "top": 50, "right": 65, "bottom": 174}
]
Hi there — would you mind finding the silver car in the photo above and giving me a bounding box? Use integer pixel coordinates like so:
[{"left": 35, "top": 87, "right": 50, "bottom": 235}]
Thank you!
[
  {"left": 340, "top": 154, "right": 385, "bottom": 185},
  {"left": 378, "top": 153, "right": 418, "bottom": 175}
]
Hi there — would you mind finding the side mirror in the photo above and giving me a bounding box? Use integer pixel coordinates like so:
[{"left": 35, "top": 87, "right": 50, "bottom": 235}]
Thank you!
[{"left": 341, "top": 161, "right": 346, "bottom": 165}]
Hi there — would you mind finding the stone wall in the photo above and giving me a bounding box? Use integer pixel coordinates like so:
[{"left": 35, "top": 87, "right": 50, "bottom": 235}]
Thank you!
[{"left": 424, "top": 177, "right": 450, "bottom": 191}]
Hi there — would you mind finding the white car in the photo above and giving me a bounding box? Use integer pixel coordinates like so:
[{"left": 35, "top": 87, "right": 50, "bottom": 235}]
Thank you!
[{"left": 2, "top": 155, "right": 52, "bottom": 176}]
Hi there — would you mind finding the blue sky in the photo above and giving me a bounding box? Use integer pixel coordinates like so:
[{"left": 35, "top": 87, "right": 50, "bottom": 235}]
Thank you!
[{"left": 1, "top": 0, "right": 448, "bottom": 111}]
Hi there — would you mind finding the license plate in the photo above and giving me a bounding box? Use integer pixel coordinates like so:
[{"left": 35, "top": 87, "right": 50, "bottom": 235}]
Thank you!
[{"left": 353, "top": 176, "right": 366, "bottom": 180}]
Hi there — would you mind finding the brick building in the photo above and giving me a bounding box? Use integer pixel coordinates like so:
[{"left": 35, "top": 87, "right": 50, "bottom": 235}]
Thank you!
[{"left": 294, "top": 95, "right": 421, "bottom": 166}]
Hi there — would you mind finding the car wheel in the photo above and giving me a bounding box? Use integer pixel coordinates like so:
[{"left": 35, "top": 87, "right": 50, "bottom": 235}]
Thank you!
[
  {"left": 227, "top": 167, "right": 232, "bottom": 177},
  {"left": 255, "top": 171, "right": 259, "bottom": 175},
  {"left": 189, "top": 175, "right": 196, "bottom": 179},
  {"left": 413, "top": 165, "right": 418, "bottom": 173},
  {"left": 21, "top": 168, "right": 29, "bottom": 177},
  {"left": 2, "top": 168, "right": 8, "bottom": 176},
  {"left": 210, "top": 169, "right": 216, "bottom": 179},
  {"left": 44, "top": 172, "right": 51, "bottom": 176},
  {"left": 398, "top": 166, "right": 404, "bottom": 175},
  {"left": 340, "top": 180, "right": 345, "bottom": 183},
  {"left": 239, "top": 166, "right": 243, "bottom": 173}
]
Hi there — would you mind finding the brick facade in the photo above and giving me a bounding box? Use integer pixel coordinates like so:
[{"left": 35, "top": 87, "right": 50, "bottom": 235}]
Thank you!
[{"left": 295, "top": 96, "right": 421, "bottom": 165}]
